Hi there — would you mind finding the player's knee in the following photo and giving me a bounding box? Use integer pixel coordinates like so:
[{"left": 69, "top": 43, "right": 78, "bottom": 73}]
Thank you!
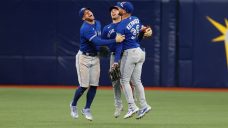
[
  {"left": 89, "top": 86, "right": 97, "bottom": 90},
  {"left": 87, "top": 86, "right": 97, "bottom": 94},
  {"left": 120, "top": 79, "right": 129, "bottom": 86},
  {"left": 131, "top": 79, "right": 142, "bottom": 86},
  {"left": 77, "top": 86, "right": 87, "bottom": 94},
  {"left": 112, "top": 80, "right": 121, "bottom": 87}
]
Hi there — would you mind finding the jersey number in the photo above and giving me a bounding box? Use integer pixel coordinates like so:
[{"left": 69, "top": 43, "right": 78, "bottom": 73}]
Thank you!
[{"left": 130, "top": 25, "right": 140, "bottom": 39}]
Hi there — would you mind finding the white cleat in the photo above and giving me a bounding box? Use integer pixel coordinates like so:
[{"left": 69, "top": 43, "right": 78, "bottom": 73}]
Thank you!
[
  {"left": 136, "top": 105, "right": 152, "bottom": 119},
  {"left": 81, "top": 108, "right": 93, "bottom": 121},
  {"left": 123, "top": 107, "right": 139, "bottom": 119},
  {"left": 114, "top": 105, "right": 123, "bottom": 118},
  {"left": 70, "top": 104, "right": 78, "bottom": 119}
]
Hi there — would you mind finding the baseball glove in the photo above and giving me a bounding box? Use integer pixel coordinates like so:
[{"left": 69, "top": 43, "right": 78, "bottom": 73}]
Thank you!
[
  {"left": 143, "top": 26, "right": 152, "bottom": 37},
  {"left": 109, "top": 64, "right": 121, "bottom": 82},
  {"left": 99, "top": 46, "right": 110, "bottom": 58},
  {"left": 138, "top": 26, "right": 152, "bottom": 40}
]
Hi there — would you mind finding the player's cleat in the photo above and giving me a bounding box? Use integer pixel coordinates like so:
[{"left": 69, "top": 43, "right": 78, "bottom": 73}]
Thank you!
[
  {"left": 70, "top": 104, "right": 79, "bottom": 119},
  {"left": 136, "top": 105, "right": 151, "bottom": 119},
  {"left": 123, "top": 106, "right": 139, "bottom": 119},
  {"left": 114, "top": 105, "right": 123, "bottom": 118},
  {"left": 81, "top": 108, "right": 93, "bottom": 121}
]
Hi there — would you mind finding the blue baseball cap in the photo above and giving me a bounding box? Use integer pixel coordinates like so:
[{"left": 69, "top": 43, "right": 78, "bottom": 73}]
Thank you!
[
  {"left": 109, "top": 6, "right": 119, "bottom": 12},
  {"left": 79, "top": 7, "right": 91, "bottom": 18},
  {"left": 116, "top": 2, "right": 134, "bottom": 14}
]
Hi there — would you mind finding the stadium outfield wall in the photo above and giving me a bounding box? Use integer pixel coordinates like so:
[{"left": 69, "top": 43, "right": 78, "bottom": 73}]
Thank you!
[{"left": 0, "top": 0, "right": 227, "bottom": 87}]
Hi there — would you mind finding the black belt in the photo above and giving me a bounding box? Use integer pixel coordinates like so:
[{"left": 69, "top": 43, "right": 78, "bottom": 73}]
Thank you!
[{"left": 82, "top": 52, "right": 97, "bottom": 57}]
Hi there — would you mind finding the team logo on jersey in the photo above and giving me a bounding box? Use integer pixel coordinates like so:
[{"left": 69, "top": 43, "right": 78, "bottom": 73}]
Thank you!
[
  {"left": 95, "top": 31, "right": 101, "bottom": 36},
  {"left": 207, "top": 16, "right": 228, "bottom": 69},
  {"left": 108, "top": 29, "right": 115, "bottom": 38},
  {"left": 98, "top": 31, "right": 101, "bottom": 36}
]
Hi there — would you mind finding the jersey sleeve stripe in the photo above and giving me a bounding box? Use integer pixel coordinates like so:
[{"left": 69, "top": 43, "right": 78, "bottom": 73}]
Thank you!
[{"left": 89, "top": 35, "right": 96, "bottom": 41}]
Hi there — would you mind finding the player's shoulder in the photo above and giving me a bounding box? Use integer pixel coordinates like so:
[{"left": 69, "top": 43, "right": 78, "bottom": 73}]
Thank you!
[
  {"left": 95, "top": 20, "right": 101, "bottom": 27},
  {"left": 131, "top": 16, "right": 139, "bottom": 19},
  {"left": 95, "top": 20, "right": 101, "bottom": 24},
  {"left": 117, "top": 19, "right": 128, "bottom": 28},
  {"left": 80, "top": 21, "right": 98, "bottom": 34},
  {"left": 103, "top": 23, "right": 114, "bottom": 30},
  {"left": 80, "top": 22, "right": 91, "bottom": 31},
  {"left": 129, "top": 16, "right": 141, "bottom": 24},
  {"left": 128, "top": 16, "right": 140, "bottom": 22}
]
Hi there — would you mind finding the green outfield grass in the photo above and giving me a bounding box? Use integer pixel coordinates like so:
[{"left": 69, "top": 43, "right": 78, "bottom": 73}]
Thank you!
[{"left": 0, "top": 87, "right": 228, "bottom": 128}]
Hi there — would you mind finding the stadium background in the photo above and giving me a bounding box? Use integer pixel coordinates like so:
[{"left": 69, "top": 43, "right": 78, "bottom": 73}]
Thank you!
[
  {"left": 0, "top": 0, "right": 228, "bottom": 88},
  {"left": 1, "top": 1, "right": 228, "bottom": 128}
]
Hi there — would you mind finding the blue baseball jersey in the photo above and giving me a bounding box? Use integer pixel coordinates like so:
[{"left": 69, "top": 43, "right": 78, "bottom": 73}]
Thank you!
[
  {"left": 114, "top": 16, "right": 143, "bottom": 62},
  {"left": 80, "top": 20, "right": 116, "bottom": 54},
  {"left": 102, "top": 23, "right": 119, "bottom": 52}
]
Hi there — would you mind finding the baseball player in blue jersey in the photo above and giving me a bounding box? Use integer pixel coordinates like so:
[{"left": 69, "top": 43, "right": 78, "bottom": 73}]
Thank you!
[
  {"left": 114, "top": 2, "right": 152, "bottom": 119},
  {"left": 70, "top": 7, "right": 125, "bottom": 121},
  {"left": 102, "top": 6, "right": 124, "bottom": 118},
  {"left": 102, "top": 6, "right": 151, "bottom": 118}
]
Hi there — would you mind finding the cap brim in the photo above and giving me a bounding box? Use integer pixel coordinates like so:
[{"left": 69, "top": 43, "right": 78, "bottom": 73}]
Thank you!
[
  {"left": 84, "top": 7, "right": 91, "bottom": 12},
  {"left": 109, "top": 6, "right": 119, "bottom": 12},
  {"left": 79, "top": 7, "right": 91, "bottom": 18}
]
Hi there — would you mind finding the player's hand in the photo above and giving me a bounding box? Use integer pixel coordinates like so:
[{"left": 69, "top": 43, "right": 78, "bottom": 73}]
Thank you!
[
  {"left": 115, "top": 34, "right": 125, "bottom": 43},
  {"left": 143, "top": 27, "right": 152, "bottom": 37},
  {"left": 111, "top": 62, "right": 119, "bottom": 69},
  {"left": 109, "top": 62, "right": 121, "bottom": 82}
]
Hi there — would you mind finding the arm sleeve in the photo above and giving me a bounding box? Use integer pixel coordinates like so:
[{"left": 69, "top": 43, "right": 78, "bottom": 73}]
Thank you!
[
  {"left": 116, "top": 23, "right": 125, "bottom": 35},
  {"left": 138, "top": 30, "right": 144, "bottom": 42},
  {"left": 114, "top": 43, "right": 123, "bottom": 63},
  {"left": 101, "top": 26, "right": 108, "bottom": 39},
  {"left": 96, "top": 46, "right": 100, "bottom": 51},
  {"left": 91, "top": 37, "right": 116, "bottom": 46},
  {"left": 84, "top": 28, "right": 97, "bottom": 42},
  {"left": 137, "top": 23, "right": 144, "bottom": 42},
  {"left": 84, "top": 26, "right": 116, "bottom": 46},
  {"left": 114, "top": 23, "right": 124, "bottom": 62}
]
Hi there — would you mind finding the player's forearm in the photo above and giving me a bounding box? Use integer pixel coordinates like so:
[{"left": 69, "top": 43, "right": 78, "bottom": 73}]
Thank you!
[
  {"left": 114, "top": 44, "right": 123, "bottom": 63},
  {"left": 96, "top": 46, "right": 101, "bottom": 51},
  {"left": 114, "top": 54, "right": 121, "bottom": 63},
  {"left": 138, "top": 31, "right": 144, "bottom": 41},
  {"left": 92, "top": 37, "right": 115, "bottom": 46}
]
